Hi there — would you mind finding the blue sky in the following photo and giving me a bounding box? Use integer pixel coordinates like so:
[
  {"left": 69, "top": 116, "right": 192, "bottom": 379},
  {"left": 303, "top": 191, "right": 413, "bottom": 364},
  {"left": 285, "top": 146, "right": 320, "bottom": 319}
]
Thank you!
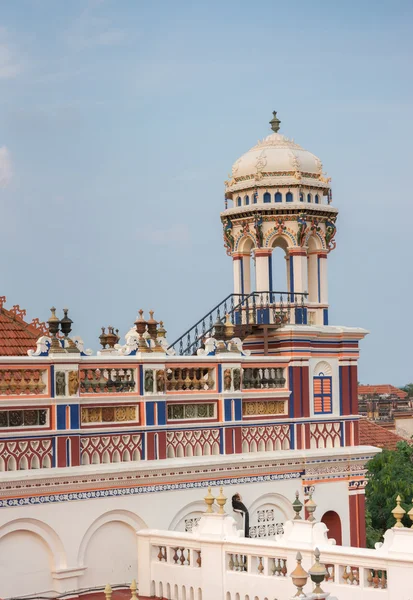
[{"left": 0, "top": 0, "right": 412, "bottom": 384}]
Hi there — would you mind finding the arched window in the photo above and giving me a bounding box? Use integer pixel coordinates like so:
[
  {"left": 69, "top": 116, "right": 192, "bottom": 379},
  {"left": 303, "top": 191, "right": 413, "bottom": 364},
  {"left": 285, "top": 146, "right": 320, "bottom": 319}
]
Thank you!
[
  {"left": 307, "top": 194, "right": 312, "bottom": 203},
  {"left": 237, "top": 197, "right": 242, "bottom": 207},
  {"left": 245, "top": 195, "right": 250, "bottom": 205},
  {"left": 286, "top": 192, "right": 293, "bottom": 203},
  {"left": 313, "top": 373, "right": 332, "bottom": 414},
  {"left": 275, "top": 192, "right": 282, "bottom": 203},
  {"left": 299, "top": 192, "right": 304, "bottom": 202},
  {"left": 253, "top": 191, "right": 258, "bottom": 204},
  {"left": 315, "top": 194, "right": 319, "bottom": 204},
  {"left": 263, "top": 192, "right": 271, "bottom": 203}
]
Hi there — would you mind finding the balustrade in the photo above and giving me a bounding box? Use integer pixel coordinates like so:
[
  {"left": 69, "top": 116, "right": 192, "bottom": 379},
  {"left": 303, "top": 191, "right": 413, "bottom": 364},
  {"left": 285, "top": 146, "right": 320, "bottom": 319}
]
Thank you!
[
  {"left": 154, "top": 545, "right": 201, "bottom": 568},
  {"left": 242, "top": 368, "right": 285, "bottom": 389},
  {"left": 165, "top": 368, "right": 215, "bottom": 392},
  {"left": 341, "top": 565, "right": 360, "bottom": 585},
  {"left": 270, "top": 557, "right": 288, "bottom": 577},
  {"left": 0, "top": 368, "right": 47, "bottom": 395},
  {"left": 366, "top": 569, "right": 387, "bottom": 589},
  {"left": 228, "top": 554, "right": 248, "bottom": 572},
  {"left": 80, "top": 368, "right": 136, "bottom": 394},
  {"left": 324, "top": 564, "right": 335, "bottom": 582}
]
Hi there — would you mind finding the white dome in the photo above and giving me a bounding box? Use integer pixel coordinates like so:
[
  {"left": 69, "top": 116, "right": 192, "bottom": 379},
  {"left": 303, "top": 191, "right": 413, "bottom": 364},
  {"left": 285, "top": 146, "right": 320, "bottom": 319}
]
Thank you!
[
  {"left": 232, "top": 133, "right": 322, "bottom": 178},
  {"left": 225, "top": 115, "right": 331, "bottom": 195}
]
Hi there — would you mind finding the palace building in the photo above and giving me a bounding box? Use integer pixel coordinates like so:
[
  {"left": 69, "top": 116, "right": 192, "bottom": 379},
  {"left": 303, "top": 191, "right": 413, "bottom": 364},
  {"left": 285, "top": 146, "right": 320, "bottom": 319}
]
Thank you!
[{"left": 0, "top": 113, "right": 378, "bottom": 598}]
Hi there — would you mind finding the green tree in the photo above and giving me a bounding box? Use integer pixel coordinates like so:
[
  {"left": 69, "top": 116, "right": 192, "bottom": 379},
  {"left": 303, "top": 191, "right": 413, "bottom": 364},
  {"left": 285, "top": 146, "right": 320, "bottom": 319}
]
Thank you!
[
  {"left": 365, "top": 441, "right": 413, "bottom": 547},
  {"left": 400, "top": 383, "right": 413, "bottom": 397}
]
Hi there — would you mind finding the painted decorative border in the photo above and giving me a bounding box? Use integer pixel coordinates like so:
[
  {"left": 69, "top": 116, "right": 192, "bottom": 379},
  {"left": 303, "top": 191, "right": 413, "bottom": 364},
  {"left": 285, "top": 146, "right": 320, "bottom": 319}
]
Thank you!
[{"left": 0, "top": 471, "right": 304, "bottom": 508}]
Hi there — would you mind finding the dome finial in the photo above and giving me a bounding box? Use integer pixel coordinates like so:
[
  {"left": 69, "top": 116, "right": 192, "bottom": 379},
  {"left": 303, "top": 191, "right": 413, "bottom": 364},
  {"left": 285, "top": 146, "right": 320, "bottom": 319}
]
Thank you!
[{"left": 270, "top": 110, "right": 281, "bottom": 133}]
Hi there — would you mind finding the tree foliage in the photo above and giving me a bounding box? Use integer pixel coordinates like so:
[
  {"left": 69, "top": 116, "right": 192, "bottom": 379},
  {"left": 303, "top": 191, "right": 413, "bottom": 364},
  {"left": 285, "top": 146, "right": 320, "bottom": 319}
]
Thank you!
[
  {"left": 400, "top": 383, "right": 413, "bottom": 397},
  {"left": 365, "top": 441, "right": 413, "bottom": 547}
]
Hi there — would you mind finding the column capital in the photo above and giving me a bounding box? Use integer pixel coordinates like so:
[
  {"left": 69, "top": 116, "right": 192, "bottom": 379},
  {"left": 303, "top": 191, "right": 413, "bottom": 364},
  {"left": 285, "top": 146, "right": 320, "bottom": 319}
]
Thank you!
[
  {"left": 232, "top": 253, "right": 243, "bottom": 260},
  {"left": 288, "top": 248, "right": 307, "bottom": 257},
  {"left": 254, "top": 248, "right": 272, "bottom": 257},
  {"left": 308, "top": 250, "right": 328, "bottom": 258}
]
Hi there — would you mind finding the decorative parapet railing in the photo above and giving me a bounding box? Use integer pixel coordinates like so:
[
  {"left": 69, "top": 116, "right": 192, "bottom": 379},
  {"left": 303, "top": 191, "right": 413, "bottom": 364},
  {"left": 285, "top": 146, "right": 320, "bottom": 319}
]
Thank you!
[
  {"left": 0, "top": 368, "right": 48, "bottom": 396},
  {"left": 137, "top": 516, "right": 411, "bottom": 600},
  {"left": 79, "top": 367, "right": 137, "bottom": 394},
  {"left": 168, "top": 291, "right": 308, "bottom": 356}
]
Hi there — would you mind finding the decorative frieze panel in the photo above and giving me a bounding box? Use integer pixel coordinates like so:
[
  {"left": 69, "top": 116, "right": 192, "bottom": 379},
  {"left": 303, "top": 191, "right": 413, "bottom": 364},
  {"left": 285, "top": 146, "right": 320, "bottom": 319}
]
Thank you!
[
  {"left": 80, "top": 368, "right": 136, "bottom": 394},
  {"left": 0, "top": 369, "right": 47, "bottom": 396},
  {"left": 166, "top": 428, "right": 220, "bottom": 458},
  {"left": 0, "top": 438, "right": 52, "bottom": 471},
  {"left": 310, "top": 422, "right": 341, "bottom": 449},
  {"left": 242, "top": 368, "right": 285, "bottom": 389},
  {"left": 241, "top": 424, "right": 290, "bottom": 452},
  {"left": 80, "top": 433, "right": 142, "bottom": 464},
  {"left": 167, "top": 403, "right": 215, "bottom": 421},
  {"left": 242, "top": 400, "right": 286, "bottom": 417},
  {"left": 0, "top": 409, "right": 48, "bottom": 428},
  {"left": 81, "top": 405, "right": 137, "bottom": 425}
]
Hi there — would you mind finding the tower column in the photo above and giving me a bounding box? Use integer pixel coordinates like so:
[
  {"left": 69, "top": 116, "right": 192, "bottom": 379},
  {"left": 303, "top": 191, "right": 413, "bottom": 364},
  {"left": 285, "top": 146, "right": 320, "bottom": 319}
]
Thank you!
[
  {"left": 241, "top": 253, "right": 251, "bottom": 295},
  {"left": 232, "top": 254, "right": 242, "bottom": 295},
  {"left": 288, "top": 248, "right": 308, "bottom": 297},
  {"left": 318, "top": 252, "right": 328, "bottom": 304},
  {"left": 254, "top": 249, "right": 271, "bottom": 292}
]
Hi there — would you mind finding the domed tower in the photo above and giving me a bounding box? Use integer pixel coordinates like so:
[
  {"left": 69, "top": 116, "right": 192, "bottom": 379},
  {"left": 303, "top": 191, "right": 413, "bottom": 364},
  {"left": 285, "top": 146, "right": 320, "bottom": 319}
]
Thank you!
[{"left": 221, "top": 112, "right": 338, "bottom": 326}]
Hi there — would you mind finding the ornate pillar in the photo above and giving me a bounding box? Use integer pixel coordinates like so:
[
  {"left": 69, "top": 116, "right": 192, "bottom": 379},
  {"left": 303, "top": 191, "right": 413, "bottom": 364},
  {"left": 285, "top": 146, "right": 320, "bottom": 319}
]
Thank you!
[
  {"left": 241, "top": 252, "right": 251, "bottom": 295},
  {"left": 317, "top": 251, "right": 328, "bottom": 325},
  {"left": 232, "top": 253, "right": 242, "bottom": 295},
  {"left": 307, "top": 250, "right": 318, "bottom": 303},
  {"left": 254, "top": 249, "right": 271, "bottom": 292},
  {"left": 288, "top": 248, "right": 308, "bottom": 296}
]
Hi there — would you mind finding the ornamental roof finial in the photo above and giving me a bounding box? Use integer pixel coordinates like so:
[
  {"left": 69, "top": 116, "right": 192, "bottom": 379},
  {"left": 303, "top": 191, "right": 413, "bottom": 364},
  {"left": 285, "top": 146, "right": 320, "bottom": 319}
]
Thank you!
[{"left": 270, "top": 110, "right": 281, "bottom": 133}]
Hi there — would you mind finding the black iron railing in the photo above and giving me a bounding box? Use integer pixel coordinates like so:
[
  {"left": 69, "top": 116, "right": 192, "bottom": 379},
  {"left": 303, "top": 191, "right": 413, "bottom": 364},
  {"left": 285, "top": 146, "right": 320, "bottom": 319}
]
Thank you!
[{"left": 168, "top": 291, "right": 308, "bottom": 356}]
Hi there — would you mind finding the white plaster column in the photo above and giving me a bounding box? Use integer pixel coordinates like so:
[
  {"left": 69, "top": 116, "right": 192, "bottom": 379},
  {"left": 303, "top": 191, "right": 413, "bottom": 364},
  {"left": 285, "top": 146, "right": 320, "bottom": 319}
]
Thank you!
[
  {"left": 254, "top": 249, "right": 271, "bottom": 292},
  {"left": 318, "top": 252, "right": 328, "bottom": 304},
  {"left": 232, "top": 254, "right": 242, "bottom": 295},
  {"left": 288, "top": 248, "right": 308, "bottom": 296},
  {"left": 308, "top": 251, "right": 318, "bottom": 303},
  {"left": 241, "top": 253, "right": 251, "bottom": 295}
]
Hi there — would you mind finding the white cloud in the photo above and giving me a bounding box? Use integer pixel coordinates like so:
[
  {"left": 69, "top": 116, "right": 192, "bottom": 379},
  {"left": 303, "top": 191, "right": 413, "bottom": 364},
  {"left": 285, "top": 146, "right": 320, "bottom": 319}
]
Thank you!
[
  {"left": 0, "top": 147, "right": 13, "bottom": 188},
  {"left": 0, "top": 28, "right": 21, "bottom": 79}
]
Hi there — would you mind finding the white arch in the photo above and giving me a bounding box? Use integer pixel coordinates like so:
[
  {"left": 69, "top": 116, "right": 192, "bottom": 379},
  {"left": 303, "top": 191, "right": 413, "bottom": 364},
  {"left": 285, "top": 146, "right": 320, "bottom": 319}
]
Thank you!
[
  {"left": 168, "top": 500, "right": 206, "bottom": 531},
  {"left": 77, "top": 509, "right": 147, "bottom": 566},
  {"left": 247, "top": 492, "right": 295, "bottom": 522},
  {"left": 314, "top": 361, "right": 332, "bottom": 376},
  {"left": 0, "top": 518, "right": 67, "bottom": 570}
]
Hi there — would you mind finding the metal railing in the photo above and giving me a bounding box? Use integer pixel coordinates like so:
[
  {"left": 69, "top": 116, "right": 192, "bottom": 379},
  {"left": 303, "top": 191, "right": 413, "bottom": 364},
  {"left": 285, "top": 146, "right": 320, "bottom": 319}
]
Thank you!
[{"left": 168, "top": 291, "right": 308, "bottom": 356}]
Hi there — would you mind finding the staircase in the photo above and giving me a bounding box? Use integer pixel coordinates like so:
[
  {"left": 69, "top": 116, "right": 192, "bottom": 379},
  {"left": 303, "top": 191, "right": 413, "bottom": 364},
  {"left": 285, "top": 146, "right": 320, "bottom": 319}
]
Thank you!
[{"left": 168, "top": 291, "right": 308, "bottom": 356}]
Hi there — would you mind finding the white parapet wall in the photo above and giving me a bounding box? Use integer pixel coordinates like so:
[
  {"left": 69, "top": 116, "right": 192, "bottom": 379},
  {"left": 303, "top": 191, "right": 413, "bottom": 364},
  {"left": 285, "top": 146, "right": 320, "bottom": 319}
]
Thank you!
[{"left": 137, "top": 510, "right": 413, "bottom": 600}]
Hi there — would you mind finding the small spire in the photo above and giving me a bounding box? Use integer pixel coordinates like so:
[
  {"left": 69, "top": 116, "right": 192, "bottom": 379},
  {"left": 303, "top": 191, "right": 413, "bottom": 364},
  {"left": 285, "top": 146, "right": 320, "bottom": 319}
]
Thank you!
[{"left": 270, "top": 110, "right": 281, "bottom": 133}]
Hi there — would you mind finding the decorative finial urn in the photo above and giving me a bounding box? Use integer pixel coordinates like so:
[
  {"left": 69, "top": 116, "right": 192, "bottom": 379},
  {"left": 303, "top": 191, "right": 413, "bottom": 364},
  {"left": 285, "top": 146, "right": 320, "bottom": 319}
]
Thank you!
[
  {"left": 204, "top": 486, "right": 215, "bottom": 514},
  {"left": 290, "top": 551, "right": 308, "bottom": 597},
  {"left": 305, "top": 493, "right": 317, "bottom": 522},
  {"left": 392, "top": 494, "right": 406, "bottom": 528},
  {"left": 292, "top": 490, "right": 303, "bottom": 520},
  {"left": 216, "top": 486, "right": 227, "bottom": 514},
  {"left": 270, "top": 110, "right": 281, "bottom": 133},
  {"left": 308, "top": 548, "right": 327, "bottom": 597}
]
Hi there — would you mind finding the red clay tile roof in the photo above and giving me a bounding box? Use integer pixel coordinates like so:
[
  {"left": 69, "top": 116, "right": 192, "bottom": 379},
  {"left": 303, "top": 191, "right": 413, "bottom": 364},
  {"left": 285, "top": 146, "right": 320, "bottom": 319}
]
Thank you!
[
  {"left": 359, "top": 419, "right": 408, "bottom": 450},
  {"left": 0, "top": 296, "right": 48, "bottom": 356},
  {"left": 358, "top": 384, "right": 407, "bottom": 400}
]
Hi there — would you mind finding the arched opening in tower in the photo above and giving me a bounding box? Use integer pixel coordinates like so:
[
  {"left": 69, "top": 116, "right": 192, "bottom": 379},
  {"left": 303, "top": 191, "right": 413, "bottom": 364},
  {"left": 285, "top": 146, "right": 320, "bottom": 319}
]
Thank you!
[{"left": 270, "top": 238, "right": 289, "bottom": 293}]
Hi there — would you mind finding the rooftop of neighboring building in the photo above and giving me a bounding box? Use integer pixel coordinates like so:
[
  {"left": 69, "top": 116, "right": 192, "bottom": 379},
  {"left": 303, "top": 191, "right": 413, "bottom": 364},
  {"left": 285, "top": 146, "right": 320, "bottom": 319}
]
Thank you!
[
  {"left": 358, "top": 384, "right": 407, "bottom": 400},
  {"left": 359, "top": 418, "right": 410, "bottom": 450},
  {"left": 0, "top": 296, "right": 48, "bottom": 356}
]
